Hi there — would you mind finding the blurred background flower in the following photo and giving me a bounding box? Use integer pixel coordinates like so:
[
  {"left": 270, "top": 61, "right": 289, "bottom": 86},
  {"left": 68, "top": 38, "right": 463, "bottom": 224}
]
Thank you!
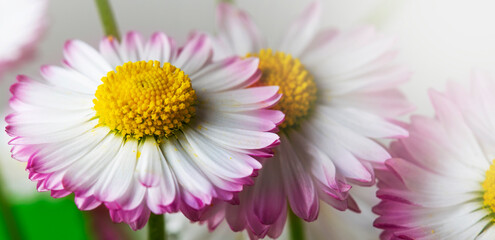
[
  {"left": 375, "top": 72, "right": 495, "bottom": 239},
  {"left": 0, "top": 0, "right": 47, "bottom": 78}
]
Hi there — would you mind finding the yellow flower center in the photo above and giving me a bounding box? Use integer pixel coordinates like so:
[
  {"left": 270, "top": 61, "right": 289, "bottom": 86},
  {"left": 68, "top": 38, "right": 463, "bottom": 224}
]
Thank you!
[
  {"left": 247, "top": 49, "right": 317, "bottom": 130},
  {"left": 483, "top": 161, "right": 495, "bottom": 213},
  {"left": 93, "top": 60, "right": 196, "bottom": 140}
]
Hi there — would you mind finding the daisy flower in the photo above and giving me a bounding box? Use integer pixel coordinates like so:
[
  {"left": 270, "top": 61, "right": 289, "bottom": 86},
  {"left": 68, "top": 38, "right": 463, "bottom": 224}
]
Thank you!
[
  {"left": 5, "top": 31, "right": 282, "bottom": 230},
  {"left": 374, "top": 71, "right": 495, "bottom": 239},
  {"left": 0, "top": 0, "right": 47, "bottom": 77},
  {"left": 206, "top": 1, "right": 412, "bottom": 238}
]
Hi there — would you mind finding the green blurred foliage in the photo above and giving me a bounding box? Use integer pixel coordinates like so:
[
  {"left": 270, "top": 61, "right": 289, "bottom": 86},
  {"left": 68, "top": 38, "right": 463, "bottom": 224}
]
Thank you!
[{"left": 0, "top": 195, "right": 92, "bottom": 240}]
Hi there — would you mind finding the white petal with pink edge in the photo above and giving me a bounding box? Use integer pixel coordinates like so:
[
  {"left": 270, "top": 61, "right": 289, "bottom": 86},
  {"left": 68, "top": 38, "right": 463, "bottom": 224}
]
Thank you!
[
  {"left": 278, "top": 1, "right": 321, "bottom": 57},
  {"left": 214, "top": 3, "right": 264, "bottom": 60}
]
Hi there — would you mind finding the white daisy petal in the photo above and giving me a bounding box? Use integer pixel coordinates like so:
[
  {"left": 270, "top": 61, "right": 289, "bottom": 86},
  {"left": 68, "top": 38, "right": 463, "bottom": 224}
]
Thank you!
[
  {"left": 146, "top": 150, "right": 178, "bottom": 213},
  {"left": 316, "top": 106, "right": 408, "bottom": 139},
  {"left": 330, "top": 88, "right": 414, "bottom": 118},
  {"left": 114, "top": 175, "right": 147, "bottom": 211},
  {"left": 200, "top": 86, "right": 279, "bottom": 106},
  {"left": 215, "top": 3, "right": 264, "bottom": 59},
  {"left": 279, "top": 134, "right": 319, "bottom": 221},
  {"left": 195, "top": 123, "right": 279, "bottom": 150},
  {"left": 302, "top": 122, "right": 373, "bottom": 183},
  {"left": 183, "top": 129, "right": 261, "bottom": 178},
  {"left": 203, "top": 93, "right": 282, "bottom": 113},
  {"left": 40, "top": 65, "right": 98, "bottom": 94},
  {"left": 177, "top": 133, "right": 242, "bottom": 195},
  {"left": 144, "top": 32, "right": 176, "bottom": 63},
  {"left": 198, "top": 109, "right": 277, "bottom": 132},
  {"left": 119, "top": 31, "right": 146, "bottom": 62},
  {"left": 278, "top": 1, "right": 321, "bottom": 57},
  {"left": 8, "top": 119, "right": 99, "bottom": 145},
  {"left": 173, "top": 33, "right": 212, "bottom": 75},
  {"left": 99, "top": 36, "right": 123, "bottom": 67},
  {"left": 162, "top": 136, "right": 213, "bottom": 208},
  {"left": 10, "top": 75, "right": 94, "bottom": 111},
  {"left": 62, "top": 132, "right": 123, "bottom": 195},
  {"left": 135, "top": 137, "right": 164, "bottom": 188},
  {"left": 25, "top": 126, "right": 107, "bottom": 174},
  {"left": 191, "top": 57, "right": 260, "bottom": 92},
  {"left": 63, "top": 40, "right": 113, "bottom": 81}
]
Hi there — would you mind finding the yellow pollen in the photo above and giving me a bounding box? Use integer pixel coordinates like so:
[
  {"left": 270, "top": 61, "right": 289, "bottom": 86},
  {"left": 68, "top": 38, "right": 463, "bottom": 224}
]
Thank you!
[
  {"left": 93, "top": 60, "right": 196, "bottom": 140},
  {"left": 483, "top": 160, "right": 495, "bottom": 213},
  {"left": 247, "top": 49, "right": 317, "bottom": 130}
]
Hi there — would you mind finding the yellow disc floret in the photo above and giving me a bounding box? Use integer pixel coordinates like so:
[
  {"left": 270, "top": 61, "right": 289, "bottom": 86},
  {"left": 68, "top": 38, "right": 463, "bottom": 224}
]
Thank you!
[
  {"left": 247, "top": 49, "right": 317, "bottom": 130},
  {"left": 483, "top": 161, "right": 495, "bottom": 213},
  {"left": 93, "top": 60, "right": 196, "bottom": 140}
]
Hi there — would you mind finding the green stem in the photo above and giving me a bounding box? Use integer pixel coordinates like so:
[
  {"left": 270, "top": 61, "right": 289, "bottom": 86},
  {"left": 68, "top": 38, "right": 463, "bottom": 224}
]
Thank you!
[
  {"left": 288, "top": 208, "right": 305, "bottom": 240},
  {"left": 148, "top": 213, "right": 165, "bottom": 240},
  {"left": 94, "top": 0, "right": 121, "bottom": 41},
  {"left": 0, "top": 176, "right": 22, "bottom": 240}
]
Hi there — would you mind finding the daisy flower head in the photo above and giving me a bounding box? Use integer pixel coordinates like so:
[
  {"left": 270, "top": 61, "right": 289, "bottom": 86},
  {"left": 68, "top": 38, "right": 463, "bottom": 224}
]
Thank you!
[
  {"left": 208, "top": 1, "right": 412, "bottom": 238},
  {"left": 0, "top": 0, "right": 47, "bottom": 76},
  {"left": 5, "top": 31, "right": 282, "bottom": 230},
  {"left": 374, "top": 71, "right": 495, "bottom": 239}
]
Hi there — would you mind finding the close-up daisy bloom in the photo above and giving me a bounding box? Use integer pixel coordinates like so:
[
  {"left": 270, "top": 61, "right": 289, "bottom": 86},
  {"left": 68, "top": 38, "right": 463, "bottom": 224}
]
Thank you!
[
  {"left": 205, "top": 1, "right": 412, "bottom": 238},
  {"left": 374, "top": 71, "right": 495, "bottom": 239},
  {"left": 0, "top": 0, "right": 47, "bottom": 77},
  {"left": 5, "top": 31, "right": 282, "bottom": 230}
]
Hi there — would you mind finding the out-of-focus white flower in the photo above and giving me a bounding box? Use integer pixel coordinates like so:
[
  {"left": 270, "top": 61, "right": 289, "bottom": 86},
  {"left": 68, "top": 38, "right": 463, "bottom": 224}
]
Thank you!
[
  {"left": 375, "top": 71, "right": 495, "bottom": 239},
  {"left": 0, "top": 0, "right": 47, "bottom": 77}
]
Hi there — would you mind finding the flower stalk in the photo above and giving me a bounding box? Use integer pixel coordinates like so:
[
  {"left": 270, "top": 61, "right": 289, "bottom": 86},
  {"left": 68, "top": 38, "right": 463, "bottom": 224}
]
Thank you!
[
  {"left": 288, "top": 208, "right": 305, "bottom": 240},
  {"left": 148, "top": 213, "right": 166, "bottom": 240},
  {"left": 0, "top": 174, "right": 22, "bottom": 240},
  {"left": 94, "top": 0, "right": 121, "bottom": 40}
]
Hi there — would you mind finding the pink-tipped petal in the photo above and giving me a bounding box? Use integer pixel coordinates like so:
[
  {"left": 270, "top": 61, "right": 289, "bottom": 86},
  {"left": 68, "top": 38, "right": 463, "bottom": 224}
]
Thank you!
[
  {"left": 215, "top": 3, "right": 264, "bottom": 59},
  {"left": 278, "top": 1, "right": 321, "bottom": 57},
  {"left": 173, "top": 33, "right": 212, "bottom": 74}
]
